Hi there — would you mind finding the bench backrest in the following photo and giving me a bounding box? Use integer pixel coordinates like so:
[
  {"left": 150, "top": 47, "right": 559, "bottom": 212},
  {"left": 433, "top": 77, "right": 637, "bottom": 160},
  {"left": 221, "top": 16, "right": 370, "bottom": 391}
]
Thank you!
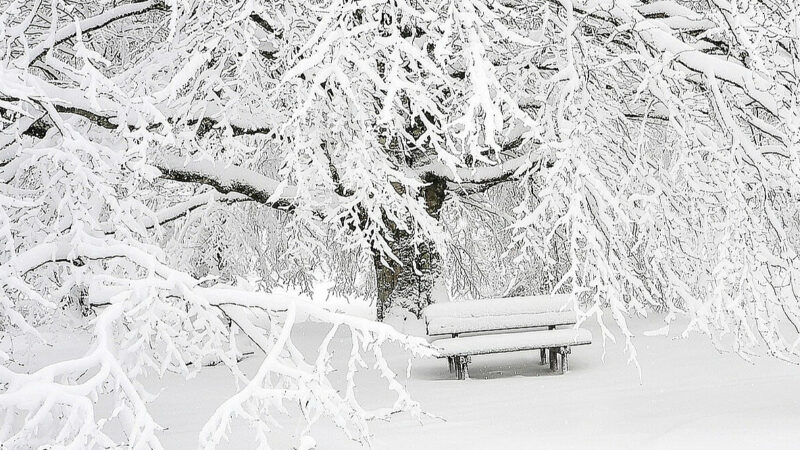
[{"left": 423, "top": 294, "right": 576, "bottom": 336}]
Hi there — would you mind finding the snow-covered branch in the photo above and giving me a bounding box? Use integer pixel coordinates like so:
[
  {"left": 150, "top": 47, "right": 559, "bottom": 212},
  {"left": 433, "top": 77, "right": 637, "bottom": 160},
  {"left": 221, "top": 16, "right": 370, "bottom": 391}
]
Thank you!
[
  {"left": 22, "top": 0, "right": 168, "bottom": 66},
  {"left": 414, "top": 152, "right": 547, "bottom": 187},
  {"left": 100, "top": 191, "right": 252, "bottom": 234},
  {"left": 0, "top": 234, "right": 435, "bottom": 447},
  {"left": 155, "top": 156, "right": 298, "bottom": 210}
]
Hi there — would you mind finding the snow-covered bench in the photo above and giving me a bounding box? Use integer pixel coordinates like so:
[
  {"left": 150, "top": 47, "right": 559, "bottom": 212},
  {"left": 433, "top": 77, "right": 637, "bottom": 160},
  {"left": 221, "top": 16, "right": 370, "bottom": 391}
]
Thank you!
[{"left": 423, "top": 295, "right": 591, "bottom": 379}]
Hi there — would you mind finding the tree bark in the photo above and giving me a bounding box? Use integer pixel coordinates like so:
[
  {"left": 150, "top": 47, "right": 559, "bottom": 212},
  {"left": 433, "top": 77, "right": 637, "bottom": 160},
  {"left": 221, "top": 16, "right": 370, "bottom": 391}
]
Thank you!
[{"left": 374, "top": 176, "right": 446, "bottom": 321}]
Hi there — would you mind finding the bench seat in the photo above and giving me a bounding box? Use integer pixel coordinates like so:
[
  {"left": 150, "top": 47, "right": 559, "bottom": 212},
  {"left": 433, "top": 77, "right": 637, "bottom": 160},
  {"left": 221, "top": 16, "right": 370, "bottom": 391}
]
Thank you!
[{"left": 433, "top": 328, "right": 592, "bottom": 357}]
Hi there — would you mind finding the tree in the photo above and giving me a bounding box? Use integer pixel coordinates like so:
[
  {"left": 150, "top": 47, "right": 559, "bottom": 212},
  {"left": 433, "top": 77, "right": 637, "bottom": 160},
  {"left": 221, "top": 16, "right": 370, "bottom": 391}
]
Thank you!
[{"left": 1, "top": 0, "right": 799, "bottom": 447}]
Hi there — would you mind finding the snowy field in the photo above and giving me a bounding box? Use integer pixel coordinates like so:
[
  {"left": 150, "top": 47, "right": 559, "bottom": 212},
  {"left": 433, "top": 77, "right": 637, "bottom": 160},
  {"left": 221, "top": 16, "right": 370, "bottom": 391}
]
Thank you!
[
  {"left": 6, "top": 283, "right": 798, "bottom": 449},
  {"left": 127, "top": 290, "right": 799, "bottom": 450}
]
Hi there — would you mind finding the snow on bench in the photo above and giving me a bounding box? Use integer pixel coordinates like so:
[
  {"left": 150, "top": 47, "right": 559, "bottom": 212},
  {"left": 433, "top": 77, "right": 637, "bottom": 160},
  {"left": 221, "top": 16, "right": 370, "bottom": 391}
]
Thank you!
[
  {"left": 425, "top": 294, "right": 573, "bottom": 319},
  {"left": 426, "top": 312, "right": 576, "bottom": 336},
  {"left": 422, "top": 295, "right": 592, "bottom": 379},
  {"left": 424, "top": 294, "right": 575, "bottom": 337},
  {"left": 434, "top": 329, "right": 592, "bottom": 357}
]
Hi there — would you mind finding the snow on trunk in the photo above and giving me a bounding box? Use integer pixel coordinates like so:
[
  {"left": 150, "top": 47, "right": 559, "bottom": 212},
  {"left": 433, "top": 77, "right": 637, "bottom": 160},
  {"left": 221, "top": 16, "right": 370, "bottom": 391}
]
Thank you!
[{"left": 375, "top": 177, "right": 447, "bottom": 321}]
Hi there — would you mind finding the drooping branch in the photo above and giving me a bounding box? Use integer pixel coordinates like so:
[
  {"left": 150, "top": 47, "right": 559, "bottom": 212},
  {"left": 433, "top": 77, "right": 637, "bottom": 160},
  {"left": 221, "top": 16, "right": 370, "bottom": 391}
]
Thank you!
[
  {"left": 521, "top": 0, "right": 791, "bottom": 119},
  {"left": 23, "top": 0, "right": 168, "bottom": 66},
  {"left": 99, "top": 191, "right": 252, "bottom": 235},
  {"left": 632, "top": 21, "right": 787, "bottom": 116},
  {"left": 0, "top": 235, "right": 436, "bottom": 448}
]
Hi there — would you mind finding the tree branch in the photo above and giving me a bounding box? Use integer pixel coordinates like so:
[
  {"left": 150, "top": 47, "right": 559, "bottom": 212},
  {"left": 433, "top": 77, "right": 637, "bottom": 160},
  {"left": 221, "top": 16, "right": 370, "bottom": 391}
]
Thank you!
[
  {"left": 24, "top": 0, "right": 168, "bottom": 66},
  {"left": 99, "top": 191, "right": 252, "bottom": 235},
  {"left": 155, "top": 156, "right": 297, "bottom": 211},
  {"left": 524, "top": 0, "right": 789, "bottom": 117},
  {"left": 413, "top": 152, "right": 545, "bottom": 187}
]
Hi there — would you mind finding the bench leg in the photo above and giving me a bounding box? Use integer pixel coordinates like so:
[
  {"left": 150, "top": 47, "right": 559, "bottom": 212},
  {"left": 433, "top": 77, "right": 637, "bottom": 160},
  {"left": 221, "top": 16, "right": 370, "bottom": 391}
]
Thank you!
[
  {"left": 560, "top": 347, "right": 571, "bottom": 374},
  {"left": 549, "top": 348, "right": 559, "bottom": 372},
  {"left": 447, "top": 356, "right": 454, "bottom": 374},
  {"left": 540, "top": 348, "right": 547, "bottom": 365},
  {"left": 460, "top": 356, "right": 470, "bottom": 380},
  {"left": 453, "top": 356, "right": 469, "bottom": 380},
  {"left": 452, "top": 356, "right": 470, "bottom": 380}
]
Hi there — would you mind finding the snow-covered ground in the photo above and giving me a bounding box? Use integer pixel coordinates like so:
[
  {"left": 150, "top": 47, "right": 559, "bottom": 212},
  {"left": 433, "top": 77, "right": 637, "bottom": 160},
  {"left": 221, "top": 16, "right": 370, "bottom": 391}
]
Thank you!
[
  {"left": 7, "top": 287, "right": 798, "bottom": 449},
  {"left": 143, "top": 289, "right": 800, "bottom": 449}
]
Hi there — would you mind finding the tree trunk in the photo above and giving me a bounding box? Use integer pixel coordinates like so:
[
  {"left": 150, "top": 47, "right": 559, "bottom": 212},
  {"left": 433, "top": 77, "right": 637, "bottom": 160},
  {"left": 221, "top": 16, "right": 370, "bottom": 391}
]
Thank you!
[
  {"left": 374, "top": 176, "right": 446, "bottom": 321},
  {"left": 374, "top": 231, "right": 442, "bottom": 321}
]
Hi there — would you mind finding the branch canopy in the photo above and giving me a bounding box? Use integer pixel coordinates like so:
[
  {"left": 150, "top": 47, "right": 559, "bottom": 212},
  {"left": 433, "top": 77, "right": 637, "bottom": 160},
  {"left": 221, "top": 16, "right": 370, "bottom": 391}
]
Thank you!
[{"left": 1, "top": 0, "right": 799, "bottom": 447}]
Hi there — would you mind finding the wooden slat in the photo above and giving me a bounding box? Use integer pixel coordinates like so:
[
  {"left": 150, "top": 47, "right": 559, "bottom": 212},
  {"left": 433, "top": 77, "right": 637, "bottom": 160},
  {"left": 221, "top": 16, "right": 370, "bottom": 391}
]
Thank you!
[
  {"left": 433, "top": 328, "right": 592, "bottom": 357},
  {"left": 423, "top": 294, "right": 573, "bottom": 320},
  {"left": 426, "top": 311, "right": 576, "bottom": 336}
]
